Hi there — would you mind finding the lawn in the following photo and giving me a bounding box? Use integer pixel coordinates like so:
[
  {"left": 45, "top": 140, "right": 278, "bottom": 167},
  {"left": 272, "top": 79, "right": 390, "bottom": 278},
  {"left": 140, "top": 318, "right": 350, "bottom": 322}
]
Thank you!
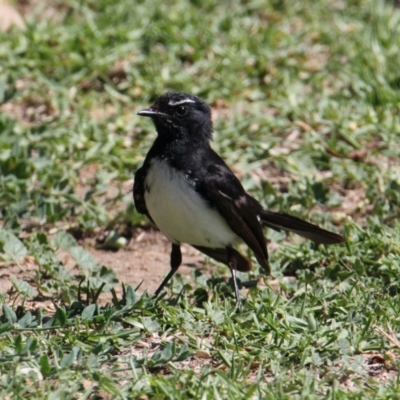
[{"left": 0, "top": 0, "right": 400, "bottom": 398}]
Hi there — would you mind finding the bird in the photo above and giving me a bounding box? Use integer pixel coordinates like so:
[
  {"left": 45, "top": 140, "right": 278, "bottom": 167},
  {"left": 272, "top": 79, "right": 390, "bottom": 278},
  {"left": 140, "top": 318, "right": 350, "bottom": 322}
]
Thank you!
[{"left": 134, "top": 92, "right": 345, "bottom": 306}]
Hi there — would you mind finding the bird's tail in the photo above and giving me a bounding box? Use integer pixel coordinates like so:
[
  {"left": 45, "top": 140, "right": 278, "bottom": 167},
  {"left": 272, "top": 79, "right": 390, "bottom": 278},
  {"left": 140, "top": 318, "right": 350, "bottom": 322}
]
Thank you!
[{"left": 258, "top": 210, "right": 345, "bottom": 245}]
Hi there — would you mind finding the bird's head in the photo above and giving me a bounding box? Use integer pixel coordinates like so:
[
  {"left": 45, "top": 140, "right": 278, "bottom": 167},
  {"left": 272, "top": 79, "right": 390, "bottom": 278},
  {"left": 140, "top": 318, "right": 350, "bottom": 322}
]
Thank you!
[{"left": 138, "top": 92, "right": 213, "bottom": 141}]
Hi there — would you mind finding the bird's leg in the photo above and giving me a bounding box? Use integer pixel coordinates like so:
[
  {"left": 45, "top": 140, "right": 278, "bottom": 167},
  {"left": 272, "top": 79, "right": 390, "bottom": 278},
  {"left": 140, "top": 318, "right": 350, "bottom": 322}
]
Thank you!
[
  {"left": 154, "top": 244, "right": 182, "bottom": 297},
  {"left": 227, "top": 246, "right": 242, "bottom": 310}
]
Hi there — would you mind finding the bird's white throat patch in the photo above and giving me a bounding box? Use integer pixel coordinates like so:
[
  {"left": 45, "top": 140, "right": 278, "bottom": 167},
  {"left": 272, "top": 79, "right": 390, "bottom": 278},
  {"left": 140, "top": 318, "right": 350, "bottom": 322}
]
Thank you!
[{"left": 144, "top": 158, "right": 239, "bottom": 247}]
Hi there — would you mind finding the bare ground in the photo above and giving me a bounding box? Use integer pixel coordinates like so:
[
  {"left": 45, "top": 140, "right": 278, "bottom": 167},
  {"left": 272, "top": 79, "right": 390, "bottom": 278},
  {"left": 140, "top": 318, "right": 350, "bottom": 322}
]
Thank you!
[{"left": 0, "top": 228, "right": 213, "bottom": 298}]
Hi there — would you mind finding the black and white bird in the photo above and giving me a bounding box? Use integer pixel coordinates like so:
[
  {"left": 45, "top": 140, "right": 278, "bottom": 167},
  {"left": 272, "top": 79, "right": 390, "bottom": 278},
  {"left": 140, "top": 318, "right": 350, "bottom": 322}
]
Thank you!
[{"left": 134, "top": 92, "right": 344, "bottom": 305}]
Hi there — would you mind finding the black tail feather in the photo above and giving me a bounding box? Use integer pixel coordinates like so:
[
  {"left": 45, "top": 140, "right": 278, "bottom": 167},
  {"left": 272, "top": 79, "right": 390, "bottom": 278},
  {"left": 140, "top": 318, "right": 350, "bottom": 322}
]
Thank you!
[
  {"left": 193, "top": 245, "right": 257, "bottom": 272},
  {"left": 259, "top": 210, "right": 345, "bottom": 245}
]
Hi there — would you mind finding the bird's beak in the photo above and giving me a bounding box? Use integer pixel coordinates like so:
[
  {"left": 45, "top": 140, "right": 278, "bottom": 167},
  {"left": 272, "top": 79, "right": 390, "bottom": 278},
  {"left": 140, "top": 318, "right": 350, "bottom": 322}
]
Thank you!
[{"left": 137, "top": 107, "right": 167, "bottom": 118}]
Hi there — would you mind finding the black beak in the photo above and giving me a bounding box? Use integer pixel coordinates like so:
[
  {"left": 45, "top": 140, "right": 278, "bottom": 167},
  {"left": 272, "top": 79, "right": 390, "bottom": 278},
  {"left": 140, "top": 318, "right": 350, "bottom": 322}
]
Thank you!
[{"left": 137, "top": 107, "right": 167, "bottom": 118}]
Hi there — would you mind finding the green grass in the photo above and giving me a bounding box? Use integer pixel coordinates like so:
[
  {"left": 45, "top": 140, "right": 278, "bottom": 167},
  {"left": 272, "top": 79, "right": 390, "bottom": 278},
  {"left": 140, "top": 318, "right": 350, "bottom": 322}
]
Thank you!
[{"left": 1, "top": 0, "right": 400, "bottom": 398}]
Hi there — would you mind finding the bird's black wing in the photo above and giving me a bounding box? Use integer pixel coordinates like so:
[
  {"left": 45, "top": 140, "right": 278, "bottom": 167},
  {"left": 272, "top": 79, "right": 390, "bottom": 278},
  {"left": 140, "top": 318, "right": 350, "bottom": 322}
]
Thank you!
[
  {"left": 133, "top": 165, "right": 153, "bottom": 222},
  {"left": 197, "top": 163, "right": 269, "bottom": 274}
]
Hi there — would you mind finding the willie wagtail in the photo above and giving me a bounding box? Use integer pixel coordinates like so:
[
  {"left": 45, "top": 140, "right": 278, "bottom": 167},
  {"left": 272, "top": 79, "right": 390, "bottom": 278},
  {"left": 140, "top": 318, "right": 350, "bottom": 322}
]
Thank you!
[{"left": 134, "top": 92, "right": 345, "bottom": 304}]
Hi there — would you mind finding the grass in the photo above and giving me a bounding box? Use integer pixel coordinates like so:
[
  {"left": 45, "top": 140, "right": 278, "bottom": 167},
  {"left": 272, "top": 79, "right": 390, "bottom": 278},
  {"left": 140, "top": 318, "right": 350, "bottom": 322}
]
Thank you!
[{"left": 1, "top": 0, "right": 400, "bottom": 398}]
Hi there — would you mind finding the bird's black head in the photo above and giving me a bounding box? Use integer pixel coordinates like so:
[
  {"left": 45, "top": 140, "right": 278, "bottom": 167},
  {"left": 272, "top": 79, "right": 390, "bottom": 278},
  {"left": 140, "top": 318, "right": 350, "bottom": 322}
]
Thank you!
[{"left": 138, "top": 92, "right": 213, "bottom": 141}]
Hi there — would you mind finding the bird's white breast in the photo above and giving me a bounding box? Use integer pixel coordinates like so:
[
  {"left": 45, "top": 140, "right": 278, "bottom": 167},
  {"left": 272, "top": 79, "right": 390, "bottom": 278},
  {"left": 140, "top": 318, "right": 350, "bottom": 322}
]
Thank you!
[{"left": 144, "top": 158, "right": 240, "bottom": 248}]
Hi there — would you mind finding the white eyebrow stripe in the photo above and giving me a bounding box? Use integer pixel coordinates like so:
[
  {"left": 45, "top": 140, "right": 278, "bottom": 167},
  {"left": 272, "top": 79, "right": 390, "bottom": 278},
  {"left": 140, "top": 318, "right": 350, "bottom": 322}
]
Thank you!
[{"left": 168, "top": 99, "right": 195, "bottom": 106}]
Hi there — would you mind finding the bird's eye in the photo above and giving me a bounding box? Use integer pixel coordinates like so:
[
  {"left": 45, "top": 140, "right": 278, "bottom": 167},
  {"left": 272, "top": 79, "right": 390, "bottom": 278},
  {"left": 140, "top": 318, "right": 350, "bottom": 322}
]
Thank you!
[{"left": 176, "top": 106, "right": 187, "bottom": 116}]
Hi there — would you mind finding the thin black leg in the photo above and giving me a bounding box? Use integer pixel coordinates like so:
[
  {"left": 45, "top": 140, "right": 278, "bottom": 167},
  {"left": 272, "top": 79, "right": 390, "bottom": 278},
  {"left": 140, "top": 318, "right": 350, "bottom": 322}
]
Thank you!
[
  {"left": 154, "top": 244, "right": 182, "bottom": 297},
  {"left": 227, "top": 246, "right": 242, "bottom": 310},
  {"left": 229, "top": 267, "right": 242, "bottom": 309}
]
